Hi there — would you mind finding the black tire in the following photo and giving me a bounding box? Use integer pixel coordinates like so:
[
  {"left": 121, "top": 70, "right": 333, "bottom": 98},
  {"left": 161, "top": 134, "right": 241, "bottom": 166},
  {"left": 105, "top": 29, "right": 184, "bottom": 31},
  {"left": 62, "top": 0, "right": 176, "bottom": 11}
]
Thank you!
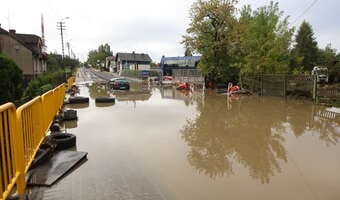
[
  {"left": 50, "top": 123, "right": 61, "bottom": 132},
  {"left": 47, "top": 133, "right": 76, "bottom": 150},
  {"left": 63, "top": 109, "right": 78, "bottom": 121},
  {"left": 95, "top": 97, "right": 115, "bottom": 103},
  {"left": 69, "top": 96, "right": 89, "bottom": 104}
]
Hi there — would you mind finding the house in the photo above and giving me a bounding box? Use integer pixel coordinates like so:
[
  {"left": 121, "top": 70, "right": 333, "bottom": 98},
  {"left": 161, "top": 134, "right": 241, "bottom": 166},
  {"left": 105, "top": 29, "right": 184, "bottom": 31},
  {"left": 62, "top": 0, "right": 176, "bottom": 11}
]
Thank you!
[
  {"left": 0, "top": 26, "right": 47, "bottom": 80},
  {"left": 115, "top": 52, "right": 152, "bottom": 74},
  {"left": 105, "top": 56, "right": 116, "bottom": 72}
]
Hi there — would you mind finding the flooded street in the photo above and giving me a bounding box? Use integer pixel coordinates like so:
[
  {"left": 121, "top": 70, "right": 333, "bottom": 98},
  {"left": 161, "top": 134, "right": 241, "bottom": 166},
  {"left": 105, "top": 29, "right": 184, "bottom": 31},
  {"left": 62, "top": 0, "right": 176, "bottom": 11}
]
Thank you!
[{"left": 30, "top": 69, "right": 340, "bottom": 200}]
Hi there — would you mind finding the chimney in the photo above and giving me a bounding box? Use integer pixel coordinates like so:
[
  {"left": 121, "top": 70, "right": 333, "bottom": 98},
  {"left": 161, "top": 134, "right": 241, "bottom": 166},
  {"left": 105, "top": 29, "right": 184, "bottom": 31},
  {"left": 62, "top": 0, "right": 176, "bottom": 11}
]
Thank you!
[{"left": 9, "top": 29, "right": 16, "bottom": 35}]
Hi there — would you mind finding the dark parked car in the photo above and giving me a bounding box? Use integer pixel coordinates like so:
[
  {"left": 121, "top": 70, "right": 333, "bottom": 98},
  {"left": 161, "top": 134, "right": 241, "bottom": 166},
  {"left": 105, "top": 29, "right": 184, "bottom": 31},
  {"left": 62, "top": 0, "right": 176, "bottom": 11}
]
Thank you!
[{"left": 108, "top": 78, "right": 130, "bottom": 90}]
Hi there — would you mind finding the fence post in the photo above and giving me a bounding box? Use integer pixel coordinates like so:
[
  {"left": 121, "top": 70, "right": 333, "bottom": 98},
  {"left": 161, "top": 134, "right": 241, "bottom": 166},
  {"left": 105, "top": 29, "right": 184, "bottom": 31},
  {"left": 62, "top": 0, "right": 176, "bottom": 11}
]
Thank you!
[
  {"left": 260, "top": 74, "right": 264, "bottom": 96},
  {"left": 239, "top": 74, "right": 243, "bottom": 89},
  {"left": 283, "top": 74, "right": 287, "bottom": 98},
  {"left": 312, "top": 75, "right": 317, "bottom": 103}
]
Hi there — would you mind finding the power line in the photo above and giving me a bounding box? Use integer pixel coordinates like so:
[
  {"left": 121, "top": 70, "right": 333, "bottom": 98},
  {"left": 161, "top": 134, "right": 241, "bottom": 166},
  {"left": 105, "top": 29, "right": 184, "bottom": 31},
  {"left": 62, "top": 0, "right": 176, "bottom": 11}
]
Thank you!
[{"left": 292, "top": 0, "right": 319, "bottom": 25}]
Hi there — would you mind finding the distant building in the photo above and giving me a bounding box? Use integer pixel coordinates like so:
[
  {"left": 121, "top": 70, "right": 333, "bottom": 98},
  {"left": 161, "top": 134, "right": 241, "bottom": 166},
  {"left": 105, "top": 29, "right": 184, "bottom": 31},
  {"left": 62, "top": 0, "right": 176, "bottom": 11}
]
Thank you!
[
  {"left": 0, "top": 27, "right": 47, "bottom": 80},
  {"left": 115, "top": 52, "right": 152, "bottom": 74},
  {"left": 160, "top": 56, "right": 201, "bottom": 76},
  {"left": 105, "top": 56, "right": 116, "bottom": 72}
]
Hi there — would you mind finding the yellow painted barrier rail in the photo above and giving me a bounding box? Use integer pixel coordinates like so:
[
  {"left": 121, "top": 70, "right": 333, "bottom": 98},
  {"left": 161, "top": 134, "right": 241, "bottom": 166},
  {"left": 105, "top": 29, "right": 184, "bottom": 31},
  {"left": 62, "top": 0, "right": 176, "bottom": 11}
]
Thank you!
[
  {"left": 0, "top": 81, "right": 69, "bottom": 200},
  {"left": 67, "top": 77, "right": 75, "bottom": 90},
  {"left": 0, "top": 103, "right": 25, "bottom": 200}
]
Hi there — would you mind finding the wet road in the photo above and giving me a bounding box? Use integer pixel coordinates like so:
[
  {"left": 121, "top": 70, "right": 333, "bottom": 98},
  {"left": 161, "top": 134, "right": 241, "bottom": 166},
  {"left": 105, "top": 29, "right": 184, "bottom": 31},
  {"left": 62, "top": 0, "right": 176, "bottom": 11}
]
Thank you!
[{"left": 29, "top": 68, "right": 340, "bottom": 200}]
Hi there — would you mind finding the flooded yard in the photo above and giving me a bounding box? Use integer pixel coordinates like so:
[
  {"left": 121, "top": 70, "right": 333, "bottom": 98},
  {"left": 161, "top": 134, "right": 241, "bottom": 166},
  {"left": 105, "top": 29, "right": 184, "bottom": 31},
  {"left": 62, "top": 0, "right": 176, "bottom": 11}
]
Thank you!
[{"left": 30, "top": 73, "right": 340, "bottom": 200}]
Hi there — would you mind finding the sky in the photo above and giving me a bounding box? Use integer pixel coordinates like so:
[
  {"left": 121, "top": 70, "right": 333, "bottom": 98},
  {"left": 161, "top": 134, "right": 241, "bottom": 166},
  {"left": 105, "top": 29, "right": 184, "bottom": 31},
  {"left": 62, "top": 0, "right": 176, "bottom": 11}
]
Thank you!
[{"left": 0, "top": 0, "right": 339, "bottom": 62}]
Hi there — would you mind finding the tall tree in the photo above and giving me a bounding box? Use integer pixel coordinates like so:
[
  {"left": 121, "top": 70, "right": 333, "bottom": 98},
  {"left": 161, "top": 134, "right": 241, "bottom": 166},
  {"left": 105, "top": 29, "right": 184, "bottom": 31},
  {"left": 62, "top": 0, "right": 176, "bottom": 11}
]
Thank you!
[
  {"left": 294, "top": 21, "right": 318, "bottom": 71},
  {"left": 237, "top": 2, "right": 294, "bottom": 75},
  {"left": 317, "top": 43, "right": 337, "bottom": 66},
  {"left": 87, "top": 43, "right": 113, "bottom": 67},
  {"left": 182, "top": 0, "right": 239, "bottom": 82}
]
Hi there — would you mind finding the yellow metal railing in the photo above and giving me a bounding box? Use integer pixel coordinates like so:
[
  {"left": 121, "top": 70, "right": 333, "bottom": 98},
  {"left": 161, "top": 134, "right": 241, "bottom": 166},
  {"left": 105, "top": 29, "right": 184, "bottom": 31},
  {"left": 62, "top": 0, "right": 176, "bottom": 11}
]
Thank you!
[
  {"left": 1, "top": 81, "right": 69, "bottom": 200},
  {"left": 0, "top": 103, "right": 25, "bottom": 200},
  {"left": 67, "top": 77, "right": 75, "bottom": 90}
]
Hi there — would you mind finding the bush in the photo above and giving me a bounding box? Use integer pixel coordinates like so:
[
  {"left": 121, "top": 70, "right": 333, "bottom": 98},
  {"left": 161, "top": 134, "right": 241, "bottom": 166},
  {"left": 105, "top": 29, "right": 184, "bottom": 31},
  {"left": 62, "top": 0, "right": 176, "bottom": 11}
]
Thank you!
[
  {"left": 23, "top": 69, "right": 67, "bottom": 100},
  {"left": 0, "top": 54, "right": 23, "bottom": 104}
]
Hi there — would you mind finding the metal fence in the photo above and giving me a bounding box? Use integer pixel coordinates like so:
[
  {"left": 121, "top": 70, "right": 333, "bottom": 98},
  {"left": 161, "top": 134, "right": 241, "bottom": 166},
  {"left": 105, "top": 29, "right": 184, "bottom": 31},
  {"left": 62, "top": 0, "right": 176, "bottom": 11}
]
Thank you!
[
  {"left": 1, "top": 82, "right": 67, "bottom": 200},
  {"left": 67, "top": 77, "right": 75, "bottom": 89},
  {"left": 0, "top": 103, "right": 25, "bottom": 200},
  {"left": 241, "top": 74, "right": 340, "bottom": 105},
  {"left": 172, "top": 69, "right": 204, "bottom": 84}
]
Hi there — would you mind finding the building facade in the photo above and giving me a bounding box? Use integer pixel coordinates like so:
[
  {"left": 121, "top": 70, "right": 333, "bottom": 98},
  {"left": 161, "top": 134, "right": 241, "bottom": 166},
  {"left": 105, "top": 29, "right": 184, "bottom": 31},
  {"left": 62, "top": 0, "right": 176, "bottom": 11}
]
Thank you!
[
  {"left": 115, "top": 52, "right": 152, "bottom": 74},
  {"left": 160, "top": 56, "right": 201, "bottom": 76},
  {"left": 0, "top": 27, "right": 47, "bottom": 79}
]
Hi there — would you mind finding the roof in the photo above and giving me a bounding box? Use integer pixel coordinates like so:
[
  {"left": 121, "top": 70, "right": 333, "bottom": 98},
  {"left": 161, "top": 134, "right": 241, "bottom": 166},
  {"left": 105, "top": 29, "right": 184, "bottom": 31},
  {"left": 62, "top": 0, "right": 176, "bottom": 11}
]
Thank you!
[
  {"left": 116, "top": 52, "right": 152, "bottom": 62},
  {"left": 106, "top": 56, "right": 116, "bottom": 61},
  {"left": 15, "top": 33, "right": 42, "bottom": 55},
  {"left": 0, "top": 27, "right": 8, "bottom": 34},
  {"left": 0, "top": 28, "right": 42, "bottom": 56}
]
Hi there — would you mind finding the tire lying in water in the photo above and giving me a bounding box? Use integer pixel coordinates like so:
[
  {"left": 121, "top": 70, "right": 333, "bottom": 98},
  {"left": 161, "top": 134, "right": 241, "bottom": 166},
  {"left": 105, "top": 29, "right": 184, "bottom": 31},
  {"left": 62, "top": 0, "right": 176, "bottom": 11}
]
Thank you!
[
  {"left": 95, "top": 97, "right": 115, "bottom": 103},
  {"left": 46, "top": 133, "right": 76, "bottom": 150},
  {"left": 63, "top": 109, "right": 78, "bottom": 121},
  {"left": 68, "top": 96, "right": 89, "bottom": 104}
]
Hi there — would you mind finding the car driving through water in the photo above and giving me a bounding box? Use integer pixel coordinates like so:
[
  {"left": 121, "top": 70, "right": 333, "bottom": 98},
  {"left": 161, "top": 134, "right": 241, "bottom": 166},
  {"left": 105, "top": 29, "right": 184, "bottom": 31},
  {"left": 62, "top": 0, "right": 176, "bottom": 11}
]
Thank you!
[{"left": 107, "top": 77, "right": 130, "bottom": 90}]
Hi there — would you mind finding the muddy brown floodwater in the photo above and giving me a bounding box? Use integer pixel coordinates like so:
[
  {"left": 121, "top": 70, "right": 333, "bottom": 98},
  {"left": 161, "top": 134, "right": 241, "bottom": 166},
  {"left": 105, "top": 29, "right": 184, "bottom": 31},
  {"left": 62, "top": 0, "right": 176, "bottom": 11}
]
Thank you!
[{"left": 29, "top": 80, "right": 340, "bottom": 200}]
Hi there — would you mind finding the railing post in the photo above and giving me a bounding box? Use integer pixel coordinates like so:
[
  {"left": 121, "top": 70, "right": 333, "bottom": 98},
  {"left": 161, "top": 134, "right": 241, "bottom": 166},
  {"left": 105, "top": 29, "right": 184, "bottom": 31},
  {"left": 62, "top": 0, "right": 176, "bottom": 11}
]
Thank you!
[
  {"left": 312, "top": 75, "right": 317, "bottom": 103},
  {"left": 14, "top": 106, "right": 27, "bottom": 197}
]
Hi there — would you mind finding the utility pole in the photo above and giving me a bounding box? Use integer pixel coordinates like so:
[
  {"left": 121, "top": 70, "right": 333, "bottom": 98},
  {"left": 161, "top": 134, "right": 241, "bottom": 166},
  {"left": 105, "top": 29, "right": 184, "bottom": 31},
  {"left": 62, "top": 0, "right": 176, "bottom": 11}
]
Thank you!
[
  {"left": 66, "top": 42, "right": 70, "bottom": 57},
  {"left": 41, "top": 14, "right": 47, "bottom": 53},
  {"left": 57, "top": 21, "right": 66, "bottom": 58}
]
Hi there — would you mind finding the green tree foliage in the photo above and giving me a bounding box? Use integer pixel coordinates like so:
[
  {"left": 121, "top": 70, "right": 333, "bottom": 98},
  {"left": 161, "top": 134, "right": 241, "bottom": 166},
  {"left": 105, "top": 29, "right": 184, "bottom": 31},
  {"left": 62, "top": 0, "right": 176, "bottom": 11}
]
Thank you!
[
  {"left": 47, "top": 53, "right": 80, "bottom": 72},
  {"left": 293, "top": 21, "right": 318, "bottom": 71},
  {"left": 22, "top": 70, "right": 66, "bottom": 101},
  {"left": 87, "top": 43, "right": 113, "bottom": 67},
  {"left": 336, "top": 53, "right": 340, "bottom": 61},
  {"left": 0, "top": 54, "right": 23, "bottom": 104},
  {"left": 182, "top": 0, "right": 239, "bottom": 82},
  {"left": 237, "top": 2, "right": 294, "bottom": 75},
  {"left": 317, "top": 43, "right": 337, "bottom": 66}
]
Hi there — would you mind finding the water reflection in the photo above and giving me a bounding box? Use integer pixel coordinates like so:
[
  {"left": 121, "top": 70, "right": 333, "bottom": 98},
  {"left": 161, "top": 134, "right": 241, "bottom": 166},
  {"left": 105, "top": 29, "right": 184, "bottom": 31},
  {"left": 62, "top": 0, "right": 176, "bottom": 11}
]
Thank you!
[
  {"left": 67, "top": 102, "right": 89, "bottom": 109},
  {"left": 95, "top": 102, "right": 115, "bottom": 107},
  {"left": 181, "top": 94, "right": 340, "bottom": 183},
  {"left": 64, "top": 120, "right": 78, "bottom": 129},
  {"left": 160, "top": 87, "right": 204, "bottom": 106},
  {"left": 88, "top": 83, "right": 111, "bottom": 99},
  {"left": 87, "top": 82, "right": 152, "bottom": 102}
]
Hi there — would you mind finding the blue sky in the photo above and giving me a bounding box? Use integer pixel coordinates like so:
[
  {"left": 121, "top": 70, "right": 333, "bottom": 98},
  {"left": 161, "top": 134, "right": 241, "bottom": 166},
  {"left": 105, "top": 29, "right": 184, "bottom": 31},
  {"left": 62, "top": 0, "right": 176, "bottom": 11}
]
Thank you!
[{"left": 0, "top": 0, "right": 338, "bottom": 62}]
